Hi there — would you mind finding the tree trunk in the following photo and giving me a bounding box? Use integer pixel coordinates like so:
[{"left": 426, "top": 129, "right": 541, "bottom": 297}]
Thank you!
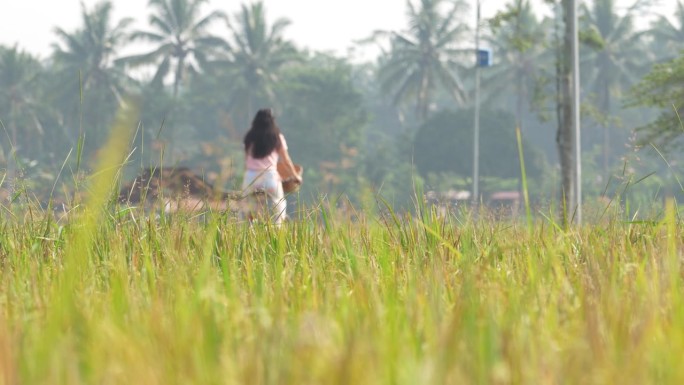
[
  {"left": 246, "top": 91, "right": 253, "bottom": 130},
  {"left": 601, "top": 77, "right": 611, "bottom": 181},
  {"left": 557, "top": 0, "right": 576, "bottom": 224},
  {"left": 173, "top": 56, "right": 185, "bottom": 99}
]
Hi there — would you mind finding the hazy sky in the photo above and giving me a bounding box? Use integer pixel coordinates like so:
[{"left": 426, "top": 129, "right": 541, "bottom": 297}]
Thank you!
[{"left": 0, "top": 0, "right": 677, "bottom": 60}]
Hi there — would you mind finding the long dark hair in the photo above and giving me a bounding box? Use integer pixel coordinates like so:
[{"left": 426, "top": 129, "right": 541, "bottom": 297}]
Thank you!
[{"left": 243, "top": 109, "right": 282, "bottom": 159}]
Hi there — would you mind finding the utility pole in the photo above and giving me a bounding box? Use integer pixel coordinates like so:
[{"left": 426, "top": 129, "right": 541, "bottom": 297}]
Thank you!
[
  {"left": 571, "top": 0, "right": 582, "bottom": 224},
  {"left": 472, "top": 0, "right": 482, "bottom": 204}
]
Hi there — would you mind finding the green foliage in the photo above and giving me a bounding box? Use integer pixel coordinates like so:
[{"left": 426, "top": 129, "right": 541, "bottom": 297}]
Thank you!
[
  {"left": 370, "top": 0, "right": 471, "bottom": 120},
  {"left": 488, "top": 0, "right": 542, "bottom": 54},
  {"left": 413, "top": 108, "right": 545, "bottom": 181},
  {"left": 276, "top": 55, "right": 368, "bottom": 201},
  {"left": 579, "top": 25, "right": 606, "bottom": 50},
  {"left": 578, "top": 0, "right": 653, "bottom": 180},
  {"left": 121, "top": 0, "right": 229, "bottom": 98},
  {"left": 580, "top": 0, "right": 650, "bottom": 112},
  {"left": 628, "top": 53, "right": 684, "bottom": 149},
  {"left": 0, "top": 46, "right": 50, "bottom": 156},
  {"left": 482, "top": 0, "right": 551, "bottom": 126},
  {"left": 220, "top": 1, "right": 301, "bottom": 129},
  {"left": 648, "top": 0, "right": 684, "bottom": 60},
  {"left": 51, "top": 1, "right": 134, "bottom": 155},
  {"left": 1, "top": 0, "right": 683, "bottom": 212}
]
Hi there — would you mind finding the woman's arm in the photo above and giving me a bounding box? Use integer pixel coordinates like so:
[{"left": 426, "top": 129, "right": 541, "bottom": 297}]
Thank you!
[{"left": 277, "top": 145, "right": 302, "bottom": 183}]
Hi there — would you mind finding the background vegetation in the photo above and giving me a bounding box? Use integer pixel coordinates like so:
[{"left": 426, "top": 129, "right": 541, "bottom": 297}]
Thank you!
[
  {"left": 3, "top": 1, "right": 684, "bottom": 383},
  {"left": 1, "top": 0, "right": 684, "bottom": 212}
]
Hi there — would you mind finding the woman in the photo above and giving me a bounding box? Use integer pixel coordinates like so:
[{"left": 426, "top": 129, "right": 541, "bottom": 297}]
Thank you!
[{"left": 242, "top": 109, "right": 301, "bottom": 224}]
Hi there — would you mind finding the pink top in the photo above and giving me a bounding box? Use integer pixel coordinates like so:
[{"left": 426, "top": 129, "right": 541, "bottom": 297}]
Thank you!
[{"left": 245, "top": 134, "right": 287, "bottom": 172}]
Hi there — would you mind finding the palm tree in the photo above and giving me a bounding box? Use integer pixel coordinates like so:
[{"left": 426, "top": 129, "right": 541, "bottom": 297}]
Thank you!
[
  {"left": 649, "top": 0, "right": 684, "bottom": 60},
  {"left": 373, "top": 0, "right": 471, "bottom": 121},
  {"left": 52, "top": 1, "right": 132, "bottom": 104},
  {"left": 0, "top": 46, "right": 46, "bottom": 154},
  {"left": 217, "top": 2, "right": 300, "bottom": 127},
  {"left": 123, "top": 0, "right": 228, "bottom": 98},
  {"left": 51, "top": 0, "right": 133, "bottom": 154},
  {"left": 483, "top": 0, "right": 550, "bottom": 130},
  {"left": 581, "top": 0, "right": 651, "bottom": 177}
]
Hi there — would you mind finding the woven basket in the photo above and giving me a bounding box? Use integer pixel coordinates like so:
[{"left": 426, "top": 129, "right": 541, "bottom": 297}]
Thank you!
[{"left": 278, "top": 163, "right": 303, "bottom": 194}]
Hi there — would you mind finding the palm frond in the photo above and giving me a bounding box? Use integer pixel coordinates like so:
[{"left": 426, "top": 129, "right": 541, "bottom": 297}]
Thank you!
[
  {"left": 151, "top": 56, "right": 172, "bottom": 86},
  {"left": 191, "top": 9, "right": 229, "bottom": 34},
  {"left": 118, "top": 44, "right": 173, "bottom": 67},
  {"left": 129, "top": 30, "right": 167, "bottom": 43}
]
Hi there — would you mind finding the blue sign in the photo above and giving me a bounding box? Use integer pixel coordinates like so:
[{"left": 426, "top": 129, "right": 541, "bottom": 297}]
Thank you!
[{"left": 477, "top": 49, "right": 492, "bottom": 67}]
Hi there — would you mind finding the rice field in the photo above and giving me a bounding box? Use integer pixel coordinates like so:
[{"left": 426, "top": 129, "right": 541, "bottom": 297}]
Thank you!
[
  {"left": 2, "top": 106, "right": 683, "bottom": 385},
  {"left": 0, "top": 197, "right": 683, "bottom": 385}
]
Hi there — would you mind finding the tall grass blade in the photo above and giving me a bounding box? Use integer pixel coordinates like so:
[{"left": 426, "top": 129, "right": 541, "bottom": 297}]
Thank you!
[
  {"left": 62, "top": 98, "right": 139, "bottom": 287},
  {"left": 516, "top": 126, "right": 532, "bottom": 230}
]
